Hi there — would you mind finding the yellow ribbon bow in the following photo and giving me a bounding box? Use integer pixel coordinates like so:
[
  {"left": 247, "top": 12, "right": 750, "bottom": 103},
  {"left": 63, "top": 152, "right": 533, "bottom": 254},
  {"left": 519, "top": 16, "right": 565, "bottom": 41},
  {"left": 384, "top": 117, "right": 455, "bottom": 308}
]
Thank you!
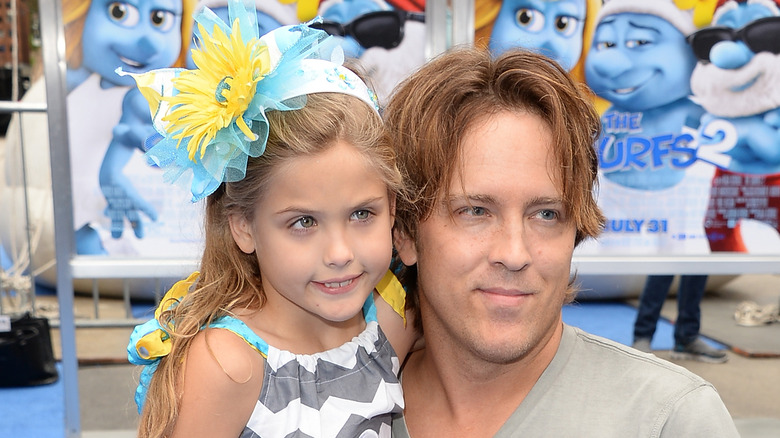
[{"left": 134, "top": 271, "right": 200, "bottom": 361}]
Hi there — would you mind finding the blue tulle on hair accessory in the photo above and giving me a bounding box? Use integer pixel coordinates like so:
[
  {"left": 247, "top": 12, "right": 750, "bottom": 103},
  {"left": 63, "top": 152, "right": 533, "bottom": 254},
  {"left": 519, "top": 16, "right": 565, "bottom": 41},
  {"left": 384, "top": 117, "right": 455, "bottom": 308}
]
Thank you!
[{"left": 122, "top": 0, "right": 380, "bottom": 202}]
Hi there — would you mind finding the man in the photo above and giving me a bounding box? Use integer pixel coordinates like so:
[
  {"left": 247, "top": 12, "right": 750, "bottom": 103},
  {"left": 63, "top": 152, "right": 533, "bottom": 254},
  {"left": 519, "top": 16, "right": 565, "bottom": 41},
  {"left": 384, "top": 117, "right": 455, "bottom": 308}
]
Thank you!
[{"left": 383, "top": 47, "right": 738, "bottom": 437}]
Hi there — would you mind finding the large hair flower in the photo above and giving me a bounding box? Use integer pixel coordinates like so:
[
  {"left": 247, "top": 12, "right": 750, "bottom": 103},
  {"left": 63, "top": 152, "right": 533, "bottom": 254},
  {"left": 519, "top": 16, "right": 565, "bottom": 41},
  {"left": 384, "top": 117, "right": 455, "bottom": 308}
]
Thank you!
[{"left": 125, "top": 0, "right": 379, "bottom": 201}]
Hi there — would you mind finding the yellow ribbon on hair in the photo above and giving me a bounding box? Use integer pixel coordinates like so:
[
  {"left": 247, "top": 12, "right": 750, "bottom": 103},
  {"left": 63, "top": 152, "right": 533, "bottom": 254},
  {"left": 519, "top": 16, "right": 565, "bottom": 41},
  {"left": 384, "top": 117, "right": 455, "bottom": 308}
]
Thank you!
[
  {"left": 375, "top": 270, "right": 407, "bottom": 326},
  {"left": 134, "top": 271, "right": 200, "bottom": 360}
]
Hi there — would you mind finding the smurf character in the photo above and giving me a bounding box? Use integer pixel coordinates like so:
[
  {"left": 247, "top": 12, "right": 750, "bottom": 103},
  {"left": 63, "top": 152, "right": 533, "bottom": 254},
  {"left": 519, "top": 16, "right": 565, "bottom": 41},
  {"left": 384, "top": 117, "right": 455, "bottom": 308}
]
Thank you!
[
  {"left": 100, "top": 0, "right": 298, "bottom": 243},
  {"left": 689, "top": 0, "right": 780, "bottom": 252},
  {"left": 314, "top": 0, "right": 426, "bottom": 104},
  {"left": 578, "top": 0, "right": 713, "bottom": 254},
  {"left": 64, "top": 0, "right": 197, "bottom": 253},
  {"left": 477, "top": 0, "right": 601, "bottom": 84},
  {"left": 586, "top": 0, "right": 704, "bottom": 191},
  {"left": 316, "top": 0, "right": 392, "bottom": 59}
]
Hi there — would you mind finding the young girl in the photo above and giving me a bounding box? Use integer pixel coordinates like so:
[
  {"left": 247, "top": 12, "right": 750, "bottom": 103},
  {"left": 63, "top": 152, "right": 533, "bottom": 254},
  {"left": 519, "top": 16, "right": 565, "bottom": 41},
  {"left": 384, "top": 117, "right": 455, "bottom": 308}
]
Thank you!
[{"left": 126, "top": 2, "right": 417, "bottom": 437}]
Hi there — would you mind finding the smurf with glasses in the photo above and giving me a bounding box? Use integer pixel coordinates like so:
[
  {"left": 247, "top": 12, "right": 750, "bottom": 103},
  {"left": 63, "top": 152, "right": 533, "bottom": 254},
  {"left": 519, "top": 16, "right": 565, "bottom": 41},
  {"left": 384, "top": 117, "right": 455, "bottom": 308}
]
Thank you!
[{"left": 689, "top": 0, "right": 780, "bottom": 252}]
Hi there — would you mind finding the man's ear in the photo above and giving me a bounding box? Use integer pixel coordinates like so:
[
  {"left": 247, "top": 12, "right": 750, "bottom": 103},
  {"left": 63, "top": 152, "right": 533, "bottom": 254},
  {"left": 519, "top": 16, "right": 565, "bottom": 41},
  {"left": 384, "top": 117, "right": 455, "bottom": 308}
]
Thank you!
[
  {"left": 388, "top": 193, "right": 397, "bottom": 228},
  {"left": 393, "top": 227, "right": 417, "bottom": 266},
  {"left": 228, "top": 214, "right": 256, "bottom": 254}
]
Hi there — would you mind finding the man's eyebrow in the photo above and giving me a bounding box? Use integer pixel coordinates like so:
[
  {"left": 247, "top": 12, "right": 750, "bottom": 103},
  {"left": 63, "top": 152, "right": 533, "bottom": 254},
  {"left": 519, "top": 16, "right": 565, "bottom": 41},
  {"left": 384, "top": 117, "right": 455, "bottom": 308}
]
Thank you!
[
  {"left": 444, "top": 193, "right": 498, "bottom": 205},
  {"left": 529, "top": 196, "right": 565, "bottom": 206}
]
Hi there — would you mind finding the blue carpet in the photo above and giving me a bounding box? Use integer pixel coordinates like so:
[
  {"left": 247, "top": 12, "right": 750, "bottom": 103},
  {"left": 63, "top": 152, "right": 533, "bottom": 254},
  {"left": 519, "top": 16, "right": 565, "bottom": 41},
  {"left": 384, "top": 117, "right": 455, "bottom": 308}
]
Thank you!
[
  {"left": 563, "top": 300, "right": 675, "bottom": 350},
  {"left": 0, "top": 363, "right": 64, "bottom": 438}
]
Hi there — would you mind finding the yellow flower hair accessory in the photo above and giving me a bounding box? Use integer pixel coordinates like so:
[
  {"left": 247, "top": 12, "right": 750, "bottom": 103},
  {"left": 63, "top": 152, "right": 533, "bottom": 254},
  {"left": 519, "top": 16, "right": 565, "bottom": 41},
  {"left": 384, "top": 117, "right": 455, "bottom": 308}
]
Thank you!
[{"left": 124, "top": 0, "right": 380, "bottom": 202}]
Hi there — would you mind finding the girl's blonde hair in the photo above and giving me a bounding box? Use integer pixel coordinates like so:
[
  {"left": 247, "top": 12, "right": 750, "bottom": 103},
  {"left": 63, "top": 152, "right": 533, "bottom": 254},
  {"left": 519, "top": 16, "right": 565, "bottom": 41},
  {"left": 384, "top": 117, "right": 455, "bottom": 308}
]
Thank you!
[{"left": 137, "top": 92, "right": 403, "bottom": 437}]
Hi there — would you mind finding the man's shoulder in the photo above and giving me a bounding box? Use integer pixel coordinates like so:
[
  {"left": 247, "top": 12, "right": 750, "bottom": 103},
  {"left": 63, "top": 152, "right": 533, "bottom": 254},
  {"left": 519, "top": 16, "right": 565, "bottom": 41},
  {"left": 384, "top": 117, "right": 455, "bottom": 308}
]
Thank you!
[
  {"left": 565, "top": 325, "right": 712, "bottom": 391},
  {"left": 489, "top": 326, "right": 738, "bottom": 437}
]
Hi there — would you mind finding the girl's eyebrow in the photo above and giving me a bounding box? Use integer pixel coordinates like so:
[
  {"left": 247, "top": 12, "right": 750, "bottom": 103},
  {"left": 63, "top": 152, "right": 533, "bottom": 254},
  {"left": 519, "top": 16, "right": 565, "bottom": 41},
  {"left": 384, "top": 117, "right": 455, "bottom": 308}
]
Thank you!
[{"left": 274, "top": 196, "right": 388, "bottom": 216}]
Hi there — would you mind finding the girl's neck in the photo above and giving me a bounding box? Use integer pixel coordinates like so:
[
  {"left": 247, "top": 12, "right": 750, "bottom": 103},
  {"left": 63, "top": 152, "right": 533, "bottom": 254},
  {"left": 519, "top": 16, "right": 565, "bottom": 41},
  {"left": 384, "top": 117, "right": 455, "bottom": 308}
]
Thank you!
[{"left": 237, "top": 305, "right": 367, "bottom": 355}]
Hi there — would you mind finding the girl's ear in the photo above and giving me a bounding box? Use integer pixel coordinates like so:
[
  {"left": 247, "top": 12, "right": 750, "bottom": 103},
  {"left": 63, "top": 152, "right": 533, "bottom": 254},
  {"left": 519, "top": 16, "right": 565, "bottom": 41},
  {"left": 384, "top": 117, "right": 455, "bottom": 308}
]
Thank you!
[
  {"left": 393, "top": 227, "right": 417, "bottom": 266},
  {"left": 228, "top": 214, "right": 256, "bottom": 254}
]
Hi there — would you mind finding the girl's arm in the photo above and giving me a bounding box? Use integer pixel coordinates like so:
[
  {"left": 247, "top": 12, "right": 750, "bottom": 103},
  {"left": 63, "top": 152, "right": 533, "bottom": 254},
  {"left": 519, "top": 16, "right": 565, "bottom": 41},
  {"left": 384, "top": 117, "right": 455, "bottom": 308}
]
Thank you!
[
  {"left": 171, "top": 328, "right": 265, "bottom": 438},
  {"left": 374, "top": 291, "right": 421, "bottom": 362}
]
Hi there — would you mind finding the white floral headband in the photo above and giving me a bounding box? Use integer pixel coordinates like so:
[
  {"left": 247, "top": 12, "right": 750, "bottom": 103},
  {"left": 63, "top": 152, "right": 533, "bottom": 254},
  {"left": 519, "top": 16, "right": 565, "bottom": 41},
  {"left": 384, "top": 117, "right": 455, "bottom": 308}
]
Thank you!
[{"left": 123, "top": 0, "right": 380, "bottom": 202}]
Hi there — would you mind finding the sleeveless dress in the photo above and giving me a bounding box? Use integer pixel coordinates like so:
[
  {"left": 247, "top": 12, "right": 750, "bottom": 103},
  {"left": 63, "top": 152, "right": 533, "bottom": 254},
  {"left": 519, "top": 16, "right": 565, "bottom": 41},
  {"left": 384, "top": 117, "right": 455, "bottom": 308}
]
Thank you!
[
  {"left": 128, "top": 270, "right": 407, "bottom": 438},
  {"left": 211, "top": 293, "right": 405, "bottom": 438}
]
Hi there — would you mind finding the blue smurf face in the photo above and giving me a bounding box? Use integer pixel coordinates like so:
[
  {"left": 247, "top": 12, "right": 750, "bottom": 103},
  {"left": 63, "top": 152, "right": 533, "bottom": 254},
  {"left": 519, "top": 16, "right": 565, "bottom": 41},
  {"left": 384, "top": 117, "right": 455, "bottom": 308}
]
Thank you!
[
  {"left": 488, "top": 0, "right": 585, "bottom": 71},
  {"left": 705, "top": 3, "right": 776, "bottom": 70},
  {"left": 715, "top": 2, "right": 775, "bottom": 28},
  {"left": 186, "top": 6, "right": 282, "bottom": 69},
  {"left": 82, "top": 0, "right": 183, "bottom": 87},
  {"left": 585, "top": 13, "right": 697, "bottom": 111}
]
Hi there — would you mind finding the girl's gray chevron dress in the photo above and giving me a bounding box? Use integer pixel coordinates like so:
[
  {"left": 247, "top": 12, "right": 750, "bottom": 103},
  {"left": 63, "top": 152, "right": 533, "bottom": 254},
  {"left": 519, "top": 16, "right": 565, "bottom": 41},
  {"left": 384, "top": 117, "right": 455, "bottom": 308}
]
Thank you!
[{"left": 209, "top": 293, "right": 404, "bottom": 438}]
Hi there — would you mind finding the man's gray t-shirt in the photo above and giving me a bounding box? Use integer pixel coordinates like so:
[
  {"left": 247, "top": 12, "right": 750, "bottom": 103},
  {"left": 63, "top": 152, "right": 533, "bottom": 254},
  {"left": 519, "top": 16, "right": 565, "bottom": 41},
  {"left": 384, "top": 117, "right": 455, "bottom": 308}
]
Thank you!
[{"left": 393, "top": 324, "right": 739, "bottom": 437}]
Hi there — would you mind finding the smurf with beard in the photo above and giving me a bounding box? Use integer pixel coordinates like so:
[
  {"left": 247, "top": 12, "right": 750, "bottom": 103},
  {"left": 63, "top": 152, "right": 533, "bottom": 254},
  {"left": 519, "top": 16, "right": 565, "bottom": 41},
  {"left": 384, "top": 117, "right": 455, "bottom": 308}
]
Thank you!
[
  {"left": 579, "top": 0, "right": 714, "bottom": 254},
  {"left": 689, "top": 0, "right": 780, "bottom": 252}
]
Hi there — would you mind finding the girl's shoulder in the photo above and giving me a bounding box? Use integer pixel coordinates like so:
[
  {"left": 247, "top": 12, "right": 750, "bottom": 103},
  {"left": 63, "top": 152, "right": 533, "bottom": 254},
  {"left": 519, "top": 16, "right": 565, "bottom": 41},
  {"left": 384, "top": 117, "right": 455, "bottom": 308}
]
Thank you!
[
  {"left": 189, "top": 321, "right": 266, "bottom": 384},
  {"left": 174, "top": 324, "right": 266, "bottom": 436}
]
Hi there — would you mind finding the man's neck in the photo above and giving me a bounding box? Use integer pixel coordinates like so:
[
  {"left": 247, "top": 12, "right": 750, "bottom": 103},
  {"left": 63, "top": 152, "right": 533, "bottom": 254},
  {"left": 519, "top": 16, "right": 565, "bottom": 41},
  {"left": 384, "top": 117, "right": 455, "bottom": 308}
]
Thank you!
[{"left": 400, "top": 323, "right": 563, "bottom": 437}]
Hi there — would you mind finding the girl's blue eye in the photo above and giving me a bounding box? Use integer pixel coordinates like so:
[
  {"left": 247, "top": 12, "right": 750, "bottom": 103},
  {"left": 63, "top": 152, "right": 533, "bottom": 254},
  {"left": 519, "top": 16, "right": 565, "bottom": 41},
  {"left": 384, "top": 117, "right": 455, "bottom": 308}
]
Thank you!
[
  {"left": 352, "top": 210, "right": 372, "bottom": 220},
  {"left": 292, "top": 216, "right": 316, "bottom": 229}
]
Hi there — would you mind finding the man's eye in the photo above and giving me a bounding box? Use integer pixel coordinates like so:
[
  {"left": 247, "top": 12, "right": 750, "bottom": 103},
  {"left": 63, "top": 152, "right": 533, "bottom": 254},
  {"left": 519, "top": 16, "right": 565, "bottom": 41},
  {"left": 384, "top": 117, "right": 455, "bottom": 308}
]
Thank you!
[
  {"left": 459, "top": 206, "right": 486, "bottom": 216},
  {"left": 292, "top": 216, "right": 316, "bottom": 229},
  {"left": 538, "top": 209, "right": 559, "bottom": 221}
]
